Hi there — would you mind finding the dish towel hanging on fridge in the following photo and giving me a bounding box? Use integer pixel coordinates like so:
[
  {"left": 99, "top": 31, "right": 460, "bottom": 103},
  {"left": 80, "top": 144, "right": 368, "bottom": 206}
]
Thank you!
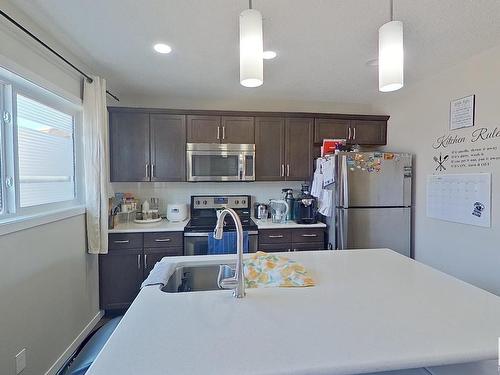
[{"left": 311, "top": 158, "right": 324, "bottom": 198}]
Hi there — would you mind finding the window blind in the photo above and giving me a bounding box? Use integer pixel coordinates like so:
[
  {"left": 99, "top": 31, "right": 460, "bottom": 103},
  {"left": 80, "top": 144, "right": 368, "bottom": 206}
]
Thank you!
[{"left": 16, "top": 94, "right": 75, "bottom": 207}]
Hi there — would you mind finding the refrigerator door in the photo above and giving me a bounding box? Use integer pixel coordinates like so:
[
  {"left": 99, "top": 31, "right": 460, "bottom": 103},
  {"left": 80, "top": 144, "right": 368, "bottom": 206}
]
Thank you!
[
  {"left": 338, "top": 152, "right": 412, "bottom": 208},
  {"left": 337, "top": 207, "right": 411, "bottom": 257}
]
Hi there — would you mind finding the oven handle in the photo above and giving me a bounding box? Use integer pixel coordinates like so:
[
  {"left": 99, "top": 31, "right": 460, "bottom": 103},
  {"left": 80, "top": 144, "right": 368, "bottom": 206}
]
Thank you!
[{"left": 184, "top": 231, "right": 259, "bottom": 237}]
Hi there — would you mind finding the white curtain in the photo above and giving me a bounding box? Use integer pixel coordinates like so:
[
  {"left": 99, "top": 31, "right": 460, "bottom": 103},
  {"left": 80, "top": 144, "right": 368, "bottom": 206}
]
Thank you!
[{"left": 83, "top": 76, "right": 109, "bottom": 254}]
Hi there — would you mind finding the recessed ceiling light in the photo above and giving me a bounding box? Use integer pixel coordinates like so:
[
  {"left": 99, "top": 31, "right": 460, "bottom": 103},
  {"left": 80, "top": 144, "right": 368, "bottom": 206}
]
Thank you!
[
  {"left": 153, "top": 43, "right": 172, "bottom": 54},
  {"left": 263, "top": 50, "right": 277, "bottom": 60}
]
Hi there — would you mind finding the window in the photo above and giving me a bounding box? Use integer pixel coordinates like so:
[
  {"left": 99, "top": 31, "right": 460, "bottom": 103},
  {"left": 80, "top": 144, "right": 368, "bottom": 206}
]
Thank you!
[
  {"left": 0, "top": 70, "right": 81, "bottom": 222},
  {"left": 16, "top": 94, "right": 75, "bottom": 207}
]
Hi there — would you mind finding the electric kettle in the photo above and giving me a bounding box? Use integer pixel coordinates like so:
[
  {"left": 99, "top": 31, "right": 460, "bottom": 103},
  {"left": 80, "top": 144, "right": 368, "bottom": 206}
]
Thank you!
[{"left": 269, "top": 199, "right": 289, "bottom": 224}]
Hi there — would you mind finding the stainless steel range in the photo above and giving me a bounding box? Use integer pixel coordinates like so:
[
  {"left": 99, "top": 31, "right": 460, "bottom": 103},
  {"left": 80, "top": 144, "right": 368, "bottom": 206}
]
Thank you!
[{"left": 183, "top": 195, "right": 258, "bottom": 256}]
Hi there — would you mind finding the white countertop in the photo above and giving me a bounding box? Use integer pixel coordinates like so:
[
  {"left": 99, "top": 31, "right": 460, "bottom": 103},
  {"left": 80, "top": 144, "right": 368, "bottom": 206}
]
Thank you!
[
  {"left": 108, "top": 219, "right": 188, "bottom": 233},
  {"left": 87, "top": 250, "right": 500, "bottom": 375},
  {"left": 255, "top": 219, "right": 327, "bottom": 229}
]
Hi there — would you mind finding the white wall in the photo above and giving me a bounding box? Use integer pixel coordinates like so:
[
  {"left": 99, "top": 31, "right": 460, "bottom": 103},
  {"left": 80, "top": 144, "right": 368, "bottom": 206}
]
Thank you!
[
  {"left": 373, "top": 44, "right": 500, "bottom": 296},
  {"left": 0, "top": 2, "right": 100, "bottom": 374}
]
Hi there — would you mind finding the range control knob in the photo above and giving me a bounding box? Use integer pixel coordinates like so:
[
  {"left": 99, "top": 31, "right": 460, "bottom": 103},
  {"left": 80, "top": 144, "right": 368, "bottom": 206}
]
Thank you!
[
  {"left": 203, "top": 200, "right": 208, "bottom": 205},
  {"left": 241, "top": 200, "right": 246, "bottom": 205},
  {"left": 195, "top": 200, "right": 200, "bottom": 205},
  {"left": 235, "top": 200, "right": 240, "bottom": 205}
]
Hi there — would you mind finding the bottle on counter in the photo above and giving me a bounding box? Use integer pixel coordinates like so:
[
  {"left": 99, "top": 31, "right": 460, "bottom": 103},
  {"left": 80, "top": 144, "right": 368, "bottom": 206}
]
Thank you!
[{"left": 284, "top": 189, "right": 295, "bottom": 222}]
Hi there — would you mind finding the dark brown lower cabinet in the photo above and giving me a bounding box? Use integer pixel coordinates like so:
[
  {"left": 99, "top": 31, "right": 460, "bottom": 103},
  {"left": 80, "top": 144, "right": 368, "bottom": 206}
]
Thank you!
[
  {"left": 258, "top": 228, "right": 325, "bottom": 253},
  {"left": 100, "top": 232, "right": 183, "bottom": 311},
  {"left": 99, "top": 249, "right": 143, "bottom": 310}
]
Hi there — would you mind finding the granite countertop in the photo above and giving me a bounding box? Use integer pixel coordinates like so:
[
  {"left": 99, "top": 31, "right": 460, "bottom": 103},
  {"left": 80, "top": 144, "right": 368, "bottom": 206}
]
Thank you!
[
  {"left": 255, "top": 219, "right": 327, "bottom": 229},
  {"left": 87, "top": 249, "right": 500, "bottom": 375},
  {"left": 109, "top": 219, "right": 189, "bottom": 233}
]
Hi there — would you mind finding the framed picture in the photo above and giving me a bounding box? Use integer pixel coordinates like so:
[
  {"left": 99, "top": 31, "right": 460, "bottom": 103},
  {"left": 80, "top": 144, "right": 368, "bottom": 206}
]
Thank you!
[{"left": 450, "top": 94, "right": 475, "bottom": 130}]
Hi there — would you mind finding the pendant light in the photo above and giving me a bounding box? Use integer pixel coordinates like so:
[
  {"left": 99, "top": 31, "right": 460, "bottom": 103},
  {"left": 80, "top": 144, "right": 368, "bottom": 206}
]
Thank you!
[
  {"left": 378, "top": 0, "right": 404, "bottom": 92},
  {"left": 239, "top": 0, "right": 263, "bottom": 87}
]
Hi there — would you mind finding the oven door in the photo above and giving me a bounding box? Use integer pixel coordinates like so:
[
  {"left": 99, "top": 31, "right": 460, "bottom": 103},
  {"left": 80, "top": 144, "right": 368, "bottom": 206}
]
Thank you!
[
  {"left": 184, "top": 232, "right": 258, "bottom": 256},
  {"left": 186, "top": 143, "right": 255, "bottom": 182}
]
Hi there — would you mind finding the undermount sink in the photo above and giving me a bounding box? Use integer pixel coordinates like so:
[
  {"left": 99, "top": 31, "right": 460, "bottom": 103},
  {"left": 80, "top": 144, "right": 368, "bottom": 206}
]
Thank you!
[{"left": 162, "top": 263, "right": 236, "bottom": 293}]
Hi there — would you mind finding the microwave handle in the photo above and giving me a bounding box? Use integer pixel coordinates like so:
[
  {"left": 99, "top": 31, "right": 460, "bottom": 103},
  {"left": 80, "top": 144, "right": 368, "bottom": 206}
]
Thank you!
[{"left": 239, "top": 154, "right": 245, "bottom": 180}]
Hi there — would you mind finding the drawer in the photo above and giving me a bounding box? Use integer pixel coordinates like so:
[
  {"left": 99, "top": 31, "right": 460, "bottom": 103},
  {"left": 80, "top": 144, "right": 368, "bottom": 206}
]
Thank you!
[
  {"left": 144, "top": 232, "right": 183, "bottom": 248},
  {"left": 291, "top": 242, "right": 325, "bottom": 252},
  {"left": 291, "top": 228, "right": 324, "bottom": 243},
  {"left": 258, "top": 243, "right": 291, "bottom": 253},
  {"left": 144, "top": 247, "right": 183, "bottom": 257},
  {"left": 258, "top": 229, "right": 292, "bottom": 244},
  {"left": 108, "top": 233, "right": 143, "bottom": 250}
]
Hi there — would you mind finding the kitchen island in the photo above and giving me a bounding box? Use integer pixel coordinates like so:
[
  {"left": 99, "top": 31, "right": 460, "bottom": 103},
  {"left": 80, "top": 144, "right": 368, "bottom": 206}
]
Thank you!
[{"left": 87, "top": 250, "right": 500, "bottom": 375}]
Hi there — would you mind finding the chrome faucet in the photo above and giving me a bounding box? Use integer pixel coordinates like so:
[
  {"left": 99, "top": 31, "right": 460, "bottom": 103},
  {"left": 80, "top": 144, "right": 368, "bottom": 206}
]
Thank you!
[{"left": 214, "top": 208, "right": 245, "bottom": 298}]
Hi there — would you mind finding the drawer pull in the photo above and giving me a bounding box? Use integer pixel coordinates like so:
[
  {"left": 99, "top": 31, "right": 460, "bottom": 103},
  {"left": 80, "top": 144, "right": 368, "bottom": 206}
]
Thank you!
[
  {"left": 268, "top": 235, "right": 284, "bottom": 239},
  {"left": 301, "top": 234, "right": 318, "bottom": 237},
  {"left": 113, "top": 240, "right": 130, "bottom": 244},
  {"left": 155, "top": 238, "right": 172, "bottom": 242}
]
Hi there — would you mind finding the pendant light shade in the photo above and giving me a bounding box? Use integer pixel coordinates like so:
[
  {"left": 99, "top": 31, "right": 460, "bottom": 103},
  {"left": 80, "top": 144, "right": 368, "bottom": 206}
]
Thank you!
[
  {"left": 378, "top": 20, "right": 404, "bottom": 92},
  {"left": 239, "top": 8, "right": 263, "bottom": 87}
]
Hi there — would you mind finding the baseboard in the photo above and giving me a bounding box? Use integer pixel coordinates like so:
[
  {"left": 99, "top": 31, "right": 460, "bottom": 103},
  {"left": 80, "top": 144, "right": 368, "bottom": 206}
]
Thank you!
[{"left": 45, "top": 310, "right": 105, "bottom": 375}]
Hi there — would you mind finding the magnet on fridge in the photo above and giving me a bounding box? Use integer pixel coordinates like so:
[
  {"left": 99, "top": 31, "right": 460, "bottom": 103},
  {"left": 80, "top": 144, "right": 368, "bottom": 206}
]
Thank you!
[{"left": 384, "top": 153, "right": 395, "bottom": 160}]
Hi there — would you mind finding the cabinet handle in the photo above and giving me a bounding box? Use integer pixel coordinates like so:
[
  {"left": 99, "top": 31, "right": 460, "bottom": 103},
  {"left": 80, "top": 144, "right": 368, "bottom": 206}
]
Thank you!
[
  {"left": 348, "top": 127, "right": 352, "bottom": 140},
  {"left": 268, "top": 235, "right": 284, "bottom": 238},
  {"left": 151, "top": 164, "right": 155, "bottom": 178},
  {"left": 144, "top": 254, "right": 148, "bottom": 269},
  {"left": 137, "top": 254, "right": 141, "bottom": 270},
  {"left": 217, "top": 126, "right": 220, "bottom": 140},
  {"left": 155, "top": 238, "right": 171, "bottom": 242},
  {"left": 281, "top": 164, "right": 284, "bottom": 177},
  {"left": 145, "top": 163, "right": 150, "bottom": 179},
  {"left": 301, "top": 234, "right": 318, "bottom": 237},
  {"left": 353, "top": 127, "right": 356, "bottom": 140},
  {"left": 222, "top": 126, "right": 226, "bottom": 140},
  {"left": 287, "top": 164, "right": 290, "bottom": 177},
  {"left": 113, "top": 240, "right": 130, "bottom": 244}
]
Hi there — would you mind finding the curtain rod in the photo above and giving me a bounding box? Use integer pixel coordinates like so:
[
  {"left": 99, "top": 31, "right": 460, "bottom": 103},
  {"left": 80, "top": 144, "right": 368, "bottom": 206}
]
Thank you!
[{"left": 0, "top": 9, "right": 120, "bottom": 102}]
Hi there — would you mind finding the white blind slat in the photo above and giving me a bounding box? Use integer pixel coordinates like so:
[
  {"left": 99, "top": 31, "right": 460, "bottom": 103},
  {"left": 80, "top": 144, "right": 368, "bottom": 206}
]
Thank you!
[{"left": 16, "top": 94, "right": 75, "bottom": 207}]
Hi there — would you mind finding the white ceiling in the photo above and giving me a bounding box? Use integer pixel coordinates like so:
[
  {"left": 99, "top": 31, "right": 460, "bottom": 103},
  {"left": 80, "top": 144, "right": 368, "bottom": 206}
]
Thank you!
[{"left": 12, "top": 0, "right": 500, "bottom": 105}]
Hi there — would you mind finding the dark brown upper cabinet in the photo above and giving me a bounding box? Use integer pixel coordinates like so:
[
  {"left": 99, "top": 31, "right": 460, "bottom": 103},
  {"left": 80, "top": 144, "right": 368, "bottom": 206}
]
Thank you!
[
  {"left": 255, "top": 117, "right": 313, "bottom": 181},
  {"left": 285, "top": 118, "right": 313, "bottom": 181},
  {"left": 109, "top": 110, "right": 186, "bottom": 182},
  {"left": 314, "top": 119, "right": 349, "bottom": 143},
  {"left": 255, "top": 117, "right": 285, "bottom": 181},
  {"left": 187, "top": 115, "right": 254, "bottom": 144},
  {"left": 314, "top": 117, "right": 387, "bottom": 146},
  {"left": 350, "top": 119, "right": 387, "bottom": 145},
  {"left": 109, "top": 112, "right": 150, "bottom": 182},
  {"left": 150, "top": 114, "right": 186, "bottom": 181}
]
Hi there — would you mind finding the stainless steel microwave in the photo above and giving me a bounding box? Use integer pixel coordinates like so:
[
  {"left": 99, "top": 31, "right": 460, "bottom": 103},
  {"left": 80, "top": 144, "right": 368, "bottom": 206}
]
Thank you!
[{"left": 186, "top": 143, "right": 255, "bottom": 182}]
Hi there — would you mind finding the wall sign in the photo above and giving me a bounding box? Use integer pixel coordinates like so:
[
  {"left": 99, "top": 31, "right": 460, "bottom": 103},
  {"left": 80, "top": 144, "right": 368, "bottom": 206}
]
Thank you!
[
  {"left": 450, "top": 95, "right": 475, "bottom": 130},
  {"left": 433, "top": 127, "right": 500, "bottom": 170}
]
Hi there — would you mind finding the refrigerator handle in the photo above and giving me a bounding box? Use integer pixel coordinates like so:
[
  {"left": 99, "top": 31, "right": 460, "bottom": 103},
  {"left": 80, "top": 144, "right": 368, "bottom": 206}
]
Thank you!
[
  {"left": 342, "top": 155, "right": 349, "bottom": 208},
  {"left": 338, "top": 209, "right": 348, "bottom": 250}
]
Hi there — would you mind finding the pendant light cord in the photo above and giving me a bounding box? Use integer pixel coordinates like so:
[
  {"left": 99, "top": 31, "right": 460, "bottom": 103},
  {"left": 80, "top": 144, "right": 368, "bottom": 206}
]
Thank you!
[
  {"left": 390, "top": 0, "right": 394, "bottom": 21},
  {"left": 249, "top": 0, "right": 253, "bottom": 9}
]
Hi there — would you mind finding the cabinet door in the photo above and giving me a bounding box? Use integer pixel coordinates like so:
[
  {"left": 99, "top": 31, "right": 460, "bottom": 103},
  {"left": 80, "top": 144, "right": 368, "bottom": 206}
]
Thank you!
[
  {"left": 291, "top": 242, "right": 325, "bottom": 252},
  {"left": 144, "top": 247, "right": 183, "bottom": 279},
  {"left": 220, "top": 116, "right": 255, "bottom": 143},
  {"left": 314, "top": 118, "right": 349, "bottom": 144},
  {"left": 109, "top": 112, "right": 150, "bottom": 182},
  {"left": 285, "top": 118, "right": 313, "bottom": 181},
  {"left": 350, "top": 120, "right": 387, "bottom": 145},
  {"left": 99, "top": 249, "right": 143, "bottom": 310},
  {"left": 186, "top": 115, "right": 221, "bottom": 143},
  {"left": 150, "top": 114, "right": 186, "bottom": 181},
  {"left": 258, "top": 243, "right": 291, "bottom": 253},
  {"left": 255, "top": 117, "right": 285, "bottom": 181}
]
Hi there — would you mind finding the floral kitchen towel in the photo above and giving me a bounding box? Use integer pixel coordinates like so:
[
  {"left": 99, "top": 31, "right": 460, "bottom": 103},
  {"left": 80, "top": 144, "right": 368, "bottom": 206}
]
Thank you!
[{"left": 244, "top": 251, "right": 315, "bottom": 288}]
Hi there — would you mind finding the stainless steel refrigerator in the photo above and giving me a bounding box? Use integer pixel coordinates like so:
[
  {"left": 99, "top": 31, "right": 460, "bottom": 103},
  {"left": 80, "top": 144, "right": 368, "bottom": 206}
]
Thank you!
[{"left": 326, "top": 152, "right": 412, "bottom": 257}]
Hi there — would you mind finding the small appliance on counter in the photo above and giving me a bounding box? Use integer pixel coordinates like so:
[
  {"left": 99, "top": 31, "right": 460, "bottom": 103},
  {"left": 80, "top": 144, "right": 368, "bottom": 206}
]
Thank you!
[
  {"left": 294, "top": 184, "right": 318, "bottom": 224},
  {"left": 254, "top": 202, "right": 269, "bottom": 221},
  {"left": 167, "top": 204, "right": 188, "bottom": 222}
]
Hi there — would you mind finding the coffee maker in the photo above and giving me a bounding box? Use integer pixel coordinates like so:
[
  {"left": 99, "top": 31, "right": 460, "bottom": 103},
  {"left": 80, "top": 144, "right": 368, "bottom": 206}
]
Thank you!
[{"left": 294, "top": 184, "right": 318, "bottom": 224}]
